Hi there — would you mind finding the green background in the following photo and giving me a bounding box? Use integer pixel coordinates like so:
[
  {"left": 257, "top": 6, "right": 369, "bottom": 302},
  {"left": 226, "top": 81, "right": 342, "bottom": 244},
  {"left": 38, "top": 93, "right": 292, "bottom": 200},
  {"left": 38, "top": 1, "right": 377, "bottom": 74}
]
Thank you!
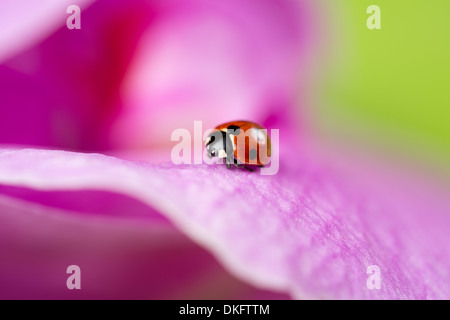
[{"left": 314, "top": 0, "right": 450, "bottom": 180}]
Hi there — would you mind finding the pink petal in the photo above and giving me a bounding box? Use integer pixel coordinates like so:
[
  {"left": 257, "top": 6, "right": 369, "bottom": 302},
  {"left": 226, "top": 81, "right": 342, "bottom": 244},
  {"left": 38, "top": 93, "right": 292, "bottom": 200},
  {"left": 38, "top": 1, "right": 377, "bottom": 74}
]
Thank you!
[
  {"left": 0, "top": 150, "right": 287, "bottom": 299},
  {"left": 0, "top": 195, "right": 285, "bottom": 299},
  {"left": 0, "top": 0, "right": 152, "bottom": 150},
  {"left": 0, "top": 0, "right": 318, "bottom": 151},
  {"left": 0, "top": 0, "right": 93, "bottom": 63},
  {"left": 111, "top": 0, "right": 317, "bottom": 149},
  {"left": 1, "top": 148, "right": 449, "bottom": 299}
]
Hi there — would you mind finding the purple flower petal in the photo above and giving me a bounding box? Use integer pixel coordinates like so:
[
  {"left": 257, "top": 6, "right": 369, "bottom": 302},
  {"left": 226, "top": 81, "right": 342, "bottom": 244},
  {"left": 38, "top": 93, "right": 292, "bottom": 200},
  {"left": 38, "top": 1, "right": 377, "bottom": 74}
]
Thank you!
[
  {"left": 1, "top": 148, "right": 449, "bottom": 299},
  {"left": 0, "top": 0, "right": 93, "bottom": 63},
  {"left": 0, "top": 149, "right": 288, "bottom": 299},
  {"left": 0, "top": 0, "right": 316, "bottom": 151}
]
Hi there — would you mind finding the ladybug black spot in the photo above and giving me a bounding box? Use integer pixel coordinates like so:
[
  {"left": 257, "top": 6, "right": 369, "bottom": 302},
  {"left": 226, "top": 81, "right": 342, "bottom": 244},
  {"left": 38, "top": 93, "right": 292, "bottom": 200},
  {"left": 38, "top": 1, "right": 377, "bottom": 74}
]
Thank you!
[
  {"left": 249, "top": 149, "right": 257, "bottom": 160},
  {"left": 227, "top": 125, "right": 241, "bottom": 135}
]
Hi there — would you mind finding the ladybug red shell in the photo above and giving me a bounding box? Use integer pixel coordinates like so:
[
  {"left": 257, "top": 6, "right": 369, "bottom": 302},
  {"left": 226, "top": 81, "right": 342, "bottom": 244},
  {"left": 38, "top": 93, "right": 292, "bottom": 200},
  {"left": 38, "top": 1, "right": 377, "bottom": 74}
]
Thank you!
[{"left": 205, "top": 120, "right": 271, "bottom": 169}]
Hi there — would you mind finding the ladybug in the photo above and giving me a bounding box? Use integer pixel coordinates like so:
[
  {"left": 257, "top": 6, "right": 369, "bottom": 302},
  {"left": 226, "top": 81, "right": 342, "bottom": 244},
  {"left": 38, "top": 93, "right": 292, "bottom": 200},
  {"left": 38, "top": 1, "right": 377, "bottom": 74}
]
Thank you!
[{"left": 205, "top": 120, "right": 271, "bottom": 169}]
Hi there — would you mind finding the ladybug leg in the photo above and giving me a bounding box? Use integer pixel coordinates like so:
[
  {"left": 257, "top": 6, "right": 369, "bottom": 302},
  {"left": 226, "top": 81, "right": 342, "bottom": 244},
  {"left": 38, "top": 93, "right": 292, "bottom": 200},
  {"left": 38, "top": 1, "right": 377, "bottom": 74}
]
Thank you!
[
  {"left": 232, "top": 158, "right": 243, "bottom": 168},
  {"left": 224, "top": 132, "right": 235, "bottom": 170},
  {"left": 225, "top": 157, "right": 232, "bottom": 169},
  {"left": 225, "top": 150, "right": 234, "bottom": 169},
  {"left": 233, "top": 159, "right": 255, "bottom": 171}
]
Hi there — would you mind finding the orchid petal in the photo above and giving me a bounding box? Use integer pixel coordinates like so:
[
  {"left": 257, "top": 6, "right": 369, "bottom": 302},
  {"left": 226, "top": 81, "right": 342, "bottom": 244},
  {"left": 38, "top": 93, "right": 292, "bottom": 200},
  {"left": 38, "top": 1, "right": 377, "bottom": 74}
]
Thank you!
[
  {"left": 0, "top": 162, "right": 286, "bottom": 299},
  {"left": 0, "top": 0, "right": 93, "bottom": 63},
  {"left": 1, "top": 148, "right": 449, "bottom": 299}
]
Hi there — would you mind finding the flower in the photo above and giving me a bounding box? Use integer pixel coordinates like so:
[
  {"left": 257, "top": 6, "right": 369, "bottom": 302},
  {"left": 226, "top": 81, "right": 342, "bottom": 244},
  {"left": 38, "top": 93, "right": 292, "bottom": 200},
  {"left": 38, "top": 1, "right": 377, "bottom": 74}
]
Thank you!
[{"left": 0, "top": 0, "right": 449, "bottom": 300}]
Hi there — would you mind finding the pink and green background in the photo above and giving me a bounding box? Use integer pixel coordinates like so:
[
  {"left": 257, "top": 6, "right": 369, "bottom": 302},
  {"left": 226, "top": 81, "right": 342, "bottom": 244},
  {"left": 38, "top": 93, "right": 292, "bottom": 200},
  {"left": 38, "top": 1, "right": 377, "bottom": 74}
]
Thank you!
[{"left": 0, "top": 0, "right": 449, "bottom": 299}]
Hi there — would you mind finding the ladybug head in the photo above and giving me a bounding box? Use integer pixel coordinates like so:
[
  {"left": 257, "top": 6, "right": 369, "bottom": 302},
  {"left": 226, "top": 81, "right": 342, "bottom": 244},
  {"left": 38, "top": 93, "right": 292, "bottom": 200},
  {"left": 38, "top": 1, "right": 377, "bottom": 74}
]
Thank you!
[{"left": 205, "top": 131, "right": 229, "bottom": 159}]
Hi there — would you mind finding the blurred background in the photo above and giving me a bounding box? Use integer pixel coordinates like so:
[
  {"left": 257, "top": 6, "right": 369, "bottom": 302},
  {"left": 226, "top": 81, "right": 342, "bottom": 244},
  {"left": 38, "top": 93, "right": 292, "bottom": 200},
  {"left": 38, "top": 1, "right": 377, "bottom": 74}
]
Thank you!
[
  {"left": 0, "top": 0, "right": 449, "bottom": 299},
  {"left": 311, "top": 0, "right": 450, "bottom": 184},
  {"left": 1, "top": 0, "right": 448, "bottom": 180}
]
